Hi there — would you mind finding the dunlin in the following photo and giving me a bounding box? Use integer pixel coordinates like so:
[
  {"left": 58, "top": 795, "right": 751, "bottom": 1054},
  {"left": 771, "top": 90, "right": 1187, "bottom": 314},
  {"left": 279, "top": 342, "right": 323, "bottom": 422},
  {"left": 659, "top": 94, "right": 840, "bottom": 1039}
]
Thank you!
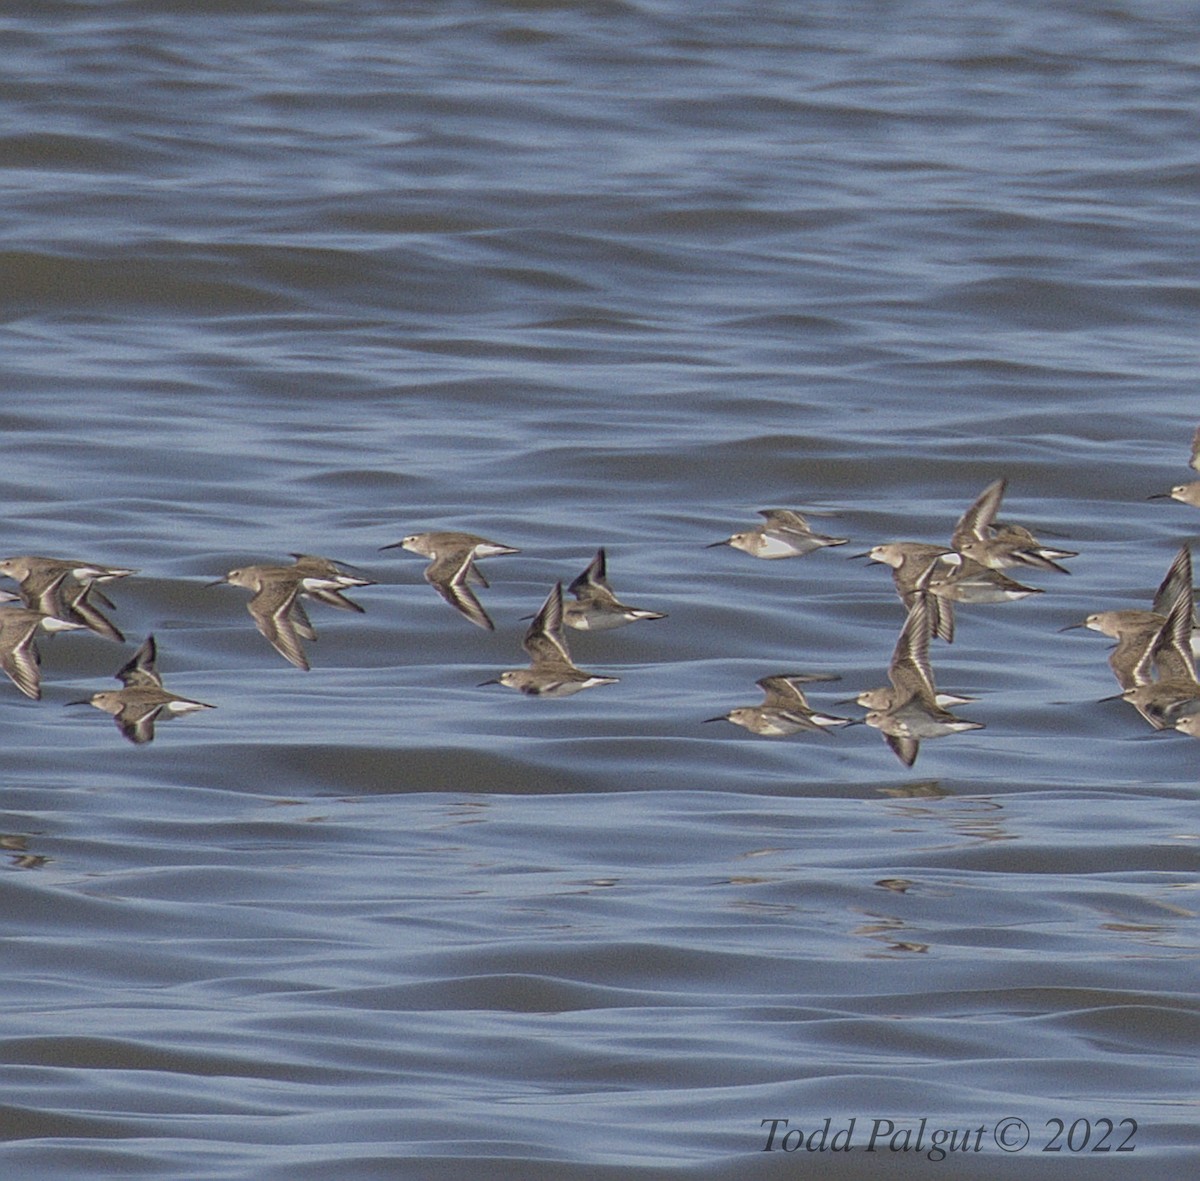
[
  {"left": 951, "top": 479, "right": 1076, "bottom": 572},
  {"left": 1072, "top": 608, "right": 1167, "bottom": 690},
  {"left": 704, "top": 673, "right": 853, "bottom": 737},
  {"left": 212, "top": 563, "right": 347, "bottom": 670},
  {"left": 68, "top": 634, "right": 214, "bottom": 744},
  {"left": 859, "top": 597, "right": 983, "bottom": 766},
  {"left": 1121, "top": 677, "right": 1200, "bottom": 731},
  {"left": 856, "top": 542, "right": 957, "bottom": 640},
  {"left": 0, "top": 605, "right": 86, "bottom": 699},
  {"left": 287, "top": 554, "right": 376, "bottom": 613},
  {"left": 850, "top": 595, "right": 975, "bottom": 712},
  {"left": 1149, "top": 482, "right": 1200, "bottom": 508},
  {"left": 481, "top": 582, "right": 618, "bottom": 697},
  {"left": 1149, "top": 424, "right": 1200, "bottom": 507},
  {"left": 707, "top": 509, "right": 848, "bottom": 559},
  {"left": 0, "top": 555, "right": 136, "bottom": 587},
  {"left": 926, "top": 551, "right": 1043, "bottom": 606},
  {"left": 858, "top": 541, "right": 951, "bottom": 580},
  {"left": 1118, "top": 588, "right": 1200, "bottom": 729},
  {"left": 563, "top": 548, "right": 666, "bottom": 631},
  {"left": 1172, "top": 711, "right": 1200, "bottom": 739},
  {"left": 0, "top": 554, "right": 134, "bottom": 642},
  {"left": 17, "top": 571, "right": 126, "bottom": 643},
  {"left": 380, "top": 531, "right": 518, "bottom": 631},
  {"left": 863, "top": 543, "right": 1040, "bottom": 642},
  {"left": 1063, "top": 545, "right": 1198, "bottom": 687},
  {"left": 864, "top": 696, "right": 985, "bottom": 768}
]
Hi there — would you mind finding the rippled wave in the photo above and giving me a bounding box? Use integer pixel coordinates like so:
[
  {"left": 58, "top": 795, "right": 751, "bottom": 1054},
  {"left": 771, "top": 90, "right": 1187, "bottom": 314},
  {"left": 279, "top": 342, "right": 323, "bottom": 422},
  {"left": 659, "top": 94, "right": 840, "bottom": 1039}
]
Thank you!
[{"left": 1, "top": 2, "right": 1197, "bottom": 1177}]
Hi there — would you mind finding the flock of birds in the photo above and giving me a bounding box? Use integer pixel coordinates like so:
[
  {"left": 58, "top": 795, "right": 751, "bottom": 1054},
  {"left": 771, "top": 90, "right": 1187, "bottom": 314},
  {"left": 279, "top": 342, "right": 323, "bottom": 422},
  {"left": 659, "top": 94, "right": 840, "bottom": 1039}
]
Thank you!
[
  {"left": 698, "top": 425, "right": 1200, "bottom": 764},
  {"left": 2, "top": 428, "right": 1198, "bottom": 759}
]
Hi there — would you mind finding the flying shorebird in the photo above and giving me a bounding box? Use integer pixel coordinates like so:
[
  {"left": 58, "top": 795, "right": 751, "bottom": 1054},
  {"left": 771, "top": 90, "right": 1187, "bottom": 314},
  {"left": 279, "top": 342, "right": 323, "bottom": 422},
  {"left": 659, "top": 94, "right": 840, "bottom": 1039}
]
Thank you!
[
  {"left": 379, "top": 531, "right": 518, "bottom": 630},
  {"left": 7, "top": 566, "right": 125, "bottom": 642},
  {"left": 704, "top": 673, "right": 852, "bottom": 737},
  {"left": 858, "top": 595, "right": 984, "bottom": 766},
  {"left": 849, "top": 594, "right": 975, "bottom": 714},
  {"left": 1118, "top": 587, "right": 1200, "bottom": 730},
  {"left": 1062, "top": 545, "right": 1198, "bottom": 688},
  {"left": 707, "top": 509, "right": 848, "bottom": 559},
  {"left": 1074, "top": 607, "right": 1171, "bottom": 691},
  {"left": 0, "top": 554, "right": 135, "bottom": 642},
  {"left": 1151, "top": 481, "right": 1200, "bottom": 508},
  {"left": 0, "top": 554, "right": 136, "bottom": 590},
  {"left": 852, "top": 540, "right": 955, "bottom": 634},
  {"left": 857, "top": 541, "right": 1039, "bottom": 642},
  {"left": 287, "top": 554, "right": 377, "bottom": 612},
  {"left": 0, "top": 605, "right": 86, "bottom": 699},
  {"left": 211, "top": 562, "right": 348, "bottom": 670},
  {"left": 951, "top": 478, "right": 1076, "bottom": 572},
  {"left": 481, "top": 582, "right": 618, "bottom": 697},
  {"left": 562, "top": 548, "right": 666, "bottom": 631},
  {"left": 927, "top": 550, "right": 1044, "bottom": 605},
  {"left": 67, "top": 634, "right": 214, "bottom": 744},
  {"left": 864, "top": 694, "right": 985, "bottom": 768},
  {"left": 1149, "top": 424, "right": 1200, "bottom": 508},
  {"left": 1171, "top": 711, "right": 1200, "bottom": 739}
]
